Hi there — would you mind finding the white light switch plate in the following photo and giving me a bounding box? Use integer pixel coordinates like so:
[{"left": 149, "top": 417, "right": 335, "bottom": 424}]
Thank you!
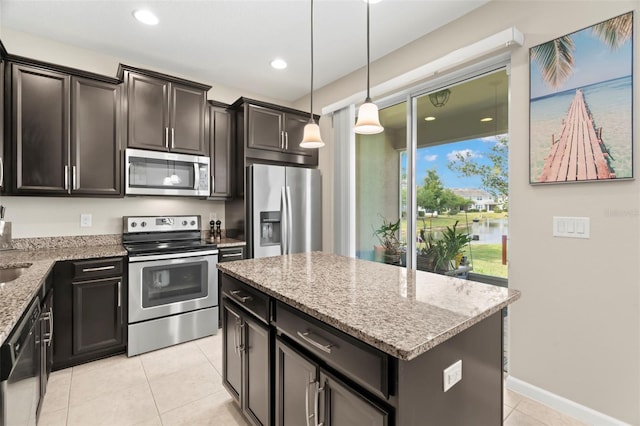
[
  {"left": 80, "top": 213, "right": 92, "bottom": 227},
  {"left": 553, "top": 216, "right": 589, "bottom": 238},
  {"left": 443, "top": 360, "right": 462, "bottom": 392}
]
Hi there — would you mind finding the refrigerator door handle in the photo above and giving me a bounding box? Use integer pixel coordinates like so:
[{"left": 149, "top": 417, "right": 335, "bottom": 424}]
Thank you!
[
  {"left": 286, "top": 186, "right": 293, "bottom": 254},
  {"left": 281, "top": 186, "right": 288, "bottom": 255}
]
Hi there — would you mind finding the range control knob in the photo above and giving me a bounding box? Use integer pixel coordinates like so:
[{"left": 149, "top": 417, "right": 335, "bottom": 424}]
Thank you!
[
  {"left": 141, "top": 221, "right": 147, "bottom": 228},
  {"left": 182, "top": 220, "right": 188, "bottom": 226},
  {"left": 190, "top": 220, "right": 196, "bottom": 226},
  {"left": 130, "top": 222, "right": 137, "bottom": 228}
]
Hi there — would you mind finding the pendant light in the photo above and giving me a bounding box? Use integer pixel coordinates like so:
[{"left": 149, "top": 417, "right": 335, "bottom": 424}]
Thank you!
[
  {"left": 300, "top": 0, "right": 324, "bottom": 148},
  {"left": 353, "top": 0, "right": 383, "bottom": 135}
]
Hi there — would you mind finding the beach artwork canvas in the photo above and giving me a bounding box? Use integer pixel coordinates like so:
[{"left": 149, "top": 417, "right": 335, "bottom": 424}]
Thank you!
[{"left": 530, "top": 12, "right": 633, "bottom": 183}]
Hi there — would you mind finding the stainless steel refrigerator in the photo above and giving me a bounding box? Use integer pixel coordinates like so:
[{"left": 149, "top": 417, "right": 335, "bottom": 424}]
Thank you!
[{"left": 247, "top": 164, "right": 322, "bottom": 258}]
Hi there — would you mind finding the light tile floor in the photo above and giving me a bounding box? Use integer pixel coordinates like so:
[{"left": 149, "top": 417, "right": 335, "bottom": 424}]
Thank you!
[{"left": 38, "top": 332, "right": 585, "bottom": 426}]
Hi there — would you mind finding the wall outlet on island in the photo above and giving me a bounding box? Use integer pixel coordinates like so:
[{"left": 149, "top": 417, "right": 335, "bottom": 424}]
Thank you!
[
  {"left": 80, "top": 213, "right": 92, "bottom": 228},
  {"left": 443, "top": 360, "right": 462, "bottom": 392}
]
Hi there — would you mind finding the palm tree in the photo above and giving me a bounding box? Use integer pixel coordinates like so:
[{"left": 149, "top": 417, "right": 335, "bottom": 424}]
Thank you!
[{"left": 531, "top": 13, "right": 632, "bottom": 89}]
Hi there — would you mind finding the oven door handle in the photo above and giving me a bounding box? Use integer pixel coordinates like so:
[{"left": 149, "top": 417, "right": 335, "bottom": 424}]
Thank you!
[{"left": 128, "top": 249, "right": 219, "bottom": 262}]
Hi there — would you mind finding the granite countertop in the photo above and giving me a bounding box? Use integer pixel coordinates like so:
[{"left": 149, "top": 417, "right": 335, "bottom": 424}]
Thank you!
[
  {"left": 0, "top": 235, "right": 246, "bottom": 345},
  {"left": 217, "top": 251, "right": 521, "bottom": 361},
  {"left": 0, "top": 244, "right": 127, "bottom": 345}
]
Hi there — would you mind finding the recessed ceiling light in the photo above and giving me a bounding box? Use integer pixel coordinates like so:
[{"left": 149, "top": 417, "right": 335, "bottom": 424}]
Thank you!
[
  {"left": 480, "top": 117, "right": 493, "bottom": 122},
  {"left": 133, "top": 10, "right": 159, "bottom": 26},
  {"left": 270, "top": 58, "right": 288, "bottom": 70},
  {"left": 424, "top": 116, "right": 436, "bottom": 121}
]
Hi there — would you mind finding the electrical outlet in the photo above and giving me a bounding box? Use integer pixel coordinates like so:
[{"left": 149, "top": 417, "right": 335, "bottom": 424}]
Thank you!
[
  {"left": 80, "top": 213, "right": 92, "bottom": 227},
  {"left": 443, "top": 360, "right": 462, "bottom": 392}
]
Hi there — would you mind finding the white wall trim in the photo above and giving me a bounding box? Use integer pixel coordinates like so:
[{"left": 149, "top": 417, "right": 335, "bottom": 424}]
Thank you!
[
  {"left": 322, "top": 27, "right": 524, "bottom": 115},
  {"left": 332, "top": 105, "right": 356, "bottom": 257},
  {"left": 506, "top": 376, "right": 631, "bottom": 426}
]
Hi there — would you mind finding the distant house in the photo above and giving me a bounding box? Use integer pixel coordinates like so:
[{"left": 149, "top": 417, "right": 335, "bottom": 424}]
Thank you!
[{"left": 451, "top": 188, "right": 504, "bottom": 212}]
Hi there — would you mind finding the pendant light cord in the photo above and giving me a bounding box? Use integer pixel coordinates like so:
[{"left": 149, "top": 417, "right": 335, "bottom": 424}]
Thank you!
[
  {"left": 365, "top": 0, "right": 371, "bottom": 102},
  {"left": 309, "top": 0, "right": 315, "bottom": 122}
]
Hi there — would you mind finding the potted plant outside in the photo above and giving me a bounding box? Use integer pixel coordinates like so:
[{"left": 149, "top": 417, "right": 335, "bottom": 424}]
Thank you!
[
  {"left": 418, "top": 220, "right": 471, "bottom": 273},
  {"left": 373, "top": 217, "right": 403, "bottom": 265}
]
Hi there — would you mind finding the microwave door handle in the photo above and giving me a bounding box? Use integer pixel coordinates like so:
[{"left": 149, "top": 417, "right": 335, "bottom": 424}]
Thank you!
[{"left": 193, "top": 163, "right": 200, "bottom": 190}]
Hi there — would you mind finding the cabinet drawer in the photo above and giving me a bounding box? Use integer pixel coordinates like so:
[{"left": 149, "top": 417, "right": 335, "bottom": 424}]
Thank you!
[
  {"left": 274, "top": 301, "right": 390, "bottom": 399},
  {"left": 221, "top": 274, "right": 269, "bottom": 324},
  {"left": 71, "top": 257, "right": 123, "bottom": 280},
  {"left": 218, "top": 247, "right": 245, "bottom": 262}
]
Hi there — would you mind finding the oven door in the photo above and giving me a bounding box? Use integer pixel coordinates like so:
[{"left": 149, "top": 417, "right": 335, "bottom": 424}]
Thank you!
[{"left": 128, "top": 250, "right": 218, "bottom": 323}]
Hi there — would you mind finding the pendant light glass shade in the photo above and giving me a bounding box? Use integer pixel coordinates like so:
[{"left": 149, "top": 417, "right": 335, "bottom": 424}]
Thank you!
[
  {"left": 354, "top": 0, "right": 383, "bottom": 135},
  {"left": 300, "top": 121, "right": 324, "bottom": 148},
  {"left": 300, "top": 0, "right": 324, "bottom": 149},
  {"left": 354, "top": 99, "right": 383, "bottom": 134}
]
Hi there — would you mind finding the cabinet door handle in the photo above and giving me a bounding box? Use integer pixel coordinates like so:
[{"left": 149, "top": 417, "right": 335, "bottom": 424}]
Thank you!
[
  {"left": 72, "top": 166, "right": 78, "bottom": 190},
  {"left": 165, "top": 127, "right": 169, "bottom": 149},
  {"left": 171, "top": 128, "right": 175, "bottom": 149},
  {"left": 82, "top": 265, "right": 115, "bottom": 273},
  {"left": 117, "top": 281, "right": 121, "bottom": 308},
  {"left": 64, "top": 165, "right": 69, "bottom": 191},
  {"left": 230, "top": 290, "right": 252, "bottom": 303},
  {"left": 280, "top": 131, "right": 285, "bottom": 149},
  {"left": 297, "top": 331, "right": 334, "bottom": 354},
  {"left": 315, "top": 381, "right": 325, "bottom": 426},
  {"left": 221, "top": 253, "right": 243, "bottom": 259},
  {"left": 49, "top": 307, "right": 54, "bottom": 346},
  {"left": 0, "top": 156, "right": 4, "bottom": 187},
  {"left": 305, "top": 379, "right": 313, "bottom": 426},
  {"left": 285, "top": 131, "right": 289, "bottom": 150}
]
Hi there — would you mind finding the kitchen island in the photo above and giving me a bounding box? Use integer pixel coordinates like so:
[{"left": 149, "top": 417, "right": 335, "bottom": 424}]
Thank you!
[{"left": 217, "top": 251, "right": 520, "bottom": 426}]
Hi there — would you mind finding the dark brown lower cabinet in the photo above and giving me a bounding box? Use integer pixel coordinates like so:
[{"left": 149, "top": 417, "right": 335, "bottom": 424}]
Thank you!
[
  {"left": 72, "top": 277, "right": 123, "bottom": 355},
  {"left": 53, "top": 258, "right": 126, "bottom": 370},
  {"left": 222, "top": 298, "right": 271, "bottom": 426},
  {"left": 275, "top": 337, "right": 390, "bottom": 426}
]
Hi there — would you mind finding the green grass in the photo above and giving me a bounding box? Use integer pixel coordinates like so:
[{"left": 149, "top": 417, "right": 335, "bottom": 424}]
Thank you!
[{"left": 465, "top": 244, "right": 507, "bottom": 278}]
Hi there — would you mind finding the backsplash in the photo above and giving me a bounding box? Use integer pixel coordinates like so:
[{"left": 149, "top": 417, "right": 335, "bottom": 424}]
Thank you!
[{"left": 11, "top": 234, "right": 122, "bottom": 250}]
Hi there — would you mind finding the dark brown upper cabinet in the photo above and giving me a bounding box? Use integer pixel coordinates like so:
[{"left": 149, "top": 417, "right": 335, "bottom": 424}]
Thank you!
[
  {"left": 208, "top": 101, "right": 233, "bottom": 199},
  {"left": 71, "top": 78, "right": 122, "bottom": 195},
  {"left": 231, "top": 97, "right": 319, "bottom": 167},
  {"left": 8, "top": 60, "right": 122, "bottom": 196},
  {"left": 119, "top": 64, "right": 210, "bottom": 156}
]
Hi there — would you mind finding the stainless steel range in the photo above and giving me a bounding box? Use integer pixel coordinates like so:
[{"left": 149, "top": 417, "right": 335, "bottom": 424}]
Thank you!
[{"left": 123, "top": 215, "right": 218, "bottom": 356}]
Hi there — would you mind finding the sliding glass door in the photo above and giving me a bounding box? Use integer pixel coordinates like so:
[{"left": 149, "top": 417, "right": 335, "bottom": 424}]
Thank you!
[{"left": 355, "top": 66, "right": 509, "bottom": 282}]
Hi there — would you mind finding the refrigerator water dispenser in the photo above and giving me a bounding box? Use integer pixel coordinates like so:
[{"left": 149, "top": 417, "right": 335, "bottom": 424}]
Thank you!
[{"left": 260, "top": 211, "right": 281, "bottom": 246}]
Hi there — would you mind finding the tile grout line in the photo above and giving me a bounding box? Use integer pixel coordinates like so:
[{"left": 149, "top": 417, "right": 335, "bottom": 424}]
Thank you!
[{"left": 138, "top": 354, "right": 165, "bottom": 425}]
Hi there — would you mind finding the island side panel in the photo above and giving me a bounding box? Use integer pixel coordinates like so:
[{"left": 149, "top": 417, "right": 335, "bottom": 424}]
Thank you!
[{"left": 395, "top": 311, "right": 503, "bottom": 426}]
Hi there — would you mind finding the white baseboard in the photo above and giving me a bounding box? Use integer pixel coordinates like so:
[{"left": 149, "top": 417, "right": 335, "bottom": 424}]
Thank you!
[{"left": 505, "top": 376, "right": 630, "bottom": 426}]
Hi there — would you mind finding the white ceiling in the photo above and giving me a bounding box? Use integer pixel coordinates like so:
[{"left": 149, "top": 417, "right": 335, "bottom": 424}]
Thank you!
[{"left": 0, "top": 0, "right": 490, "bottom": 103}]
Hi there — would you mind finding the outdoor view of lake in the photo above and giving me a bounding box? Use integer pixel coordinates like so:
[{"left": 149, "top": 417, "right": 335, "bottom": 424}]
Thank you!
[{"left": 530, "top": 75, "right": 632, "bottom": 182}]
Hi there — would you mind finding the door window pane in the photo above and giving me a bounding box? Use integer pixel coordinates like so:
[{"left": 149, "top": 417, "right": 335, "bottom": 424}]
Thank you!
[{"left": 355, "top": 102, "right": 407, "bottom": 265}]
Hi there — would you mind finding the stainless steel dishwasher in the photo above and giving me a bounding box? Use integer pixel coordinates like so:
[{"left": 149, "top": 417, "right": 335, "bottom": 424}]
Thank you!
[{"left": 0, "top": 297, "right": 41, "bottom": 426}]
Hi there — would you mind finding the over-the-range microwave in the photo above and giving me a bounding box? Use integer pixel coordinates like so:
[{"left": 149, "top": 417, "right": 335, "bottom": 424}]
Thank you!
[{"left": 125, "top": 148, "right": 210, "bottom": 197}]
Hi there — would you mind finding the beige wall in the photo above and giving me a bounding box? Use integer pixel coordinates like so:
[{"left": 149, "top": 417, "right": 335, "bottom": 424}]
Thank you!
[
  {"left": 303, "top": 1, "right": 639, "bottom": 423},
  {"left": 0, "top": 29, "right": 293, "bottom": 238}
]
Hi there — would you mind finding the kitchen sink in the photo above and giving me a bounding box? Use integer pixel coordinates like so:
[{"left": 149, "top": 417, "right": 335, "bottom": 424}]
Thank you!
[{"left": 0, "top": 264, "right": 31, "bottom": 283}]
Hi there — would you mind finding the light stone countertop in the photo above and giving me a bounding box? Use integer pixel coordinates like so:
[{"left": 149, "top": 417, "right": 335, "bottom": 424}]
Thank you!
[
  {"left": 0, "top": 237, "right": 246, "bottom": 345},
  {"left": 217, "top": 251, "right": 521, "bottom": 361},
  {"left": 0, "top": 244, "right": 128, "bottom": 345}
]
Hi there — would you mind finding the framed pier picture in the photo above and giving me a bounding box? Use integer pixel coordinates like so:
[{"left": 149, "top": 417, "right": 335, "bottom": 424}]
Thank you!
[{"left": 529, "top": 12, "right": 633, "bottom": 184}]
